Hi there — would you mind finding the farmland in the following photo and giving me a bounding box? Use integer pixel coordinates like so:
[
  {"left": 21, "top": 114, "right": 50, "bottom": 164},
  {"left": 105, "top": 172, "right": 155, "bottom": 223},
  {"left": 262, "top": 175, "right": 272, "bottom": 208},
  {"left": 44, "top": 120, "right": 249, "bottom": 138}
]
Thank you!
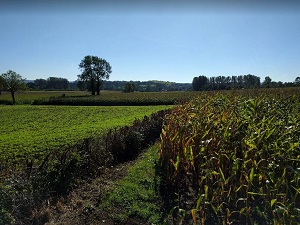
[
  {"left": 159, "top": 88, "right": 300, "bottom": 224},
  {"left": 1, "top": 88, "right": 300, "bottom": 224},
  {"left": 0, "top": 105, "right": 170, "bottom": 169},
  {"left": 0, "top": 90, "right": 200, "bottom": 106},
  {"left": 0, "top": 91, "right": 88, "bottom": 105}
]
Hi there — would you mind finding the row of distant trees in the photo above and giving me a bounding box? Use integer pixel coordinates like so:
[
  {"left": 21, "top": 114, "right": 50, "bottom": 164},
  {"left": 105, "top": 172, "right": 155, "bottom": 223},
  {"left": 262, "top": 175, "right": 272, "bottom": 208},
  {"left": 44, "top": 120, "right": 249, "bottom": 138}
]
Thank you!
[
  {"left": 27, "top": 77, "right": 70, "bottom": 90},
  {"left": 192, "top": 74, "right": 300, "bottom": 91},
  {"left": 104, "top": 80, "right": 191, "bottom": 92}
]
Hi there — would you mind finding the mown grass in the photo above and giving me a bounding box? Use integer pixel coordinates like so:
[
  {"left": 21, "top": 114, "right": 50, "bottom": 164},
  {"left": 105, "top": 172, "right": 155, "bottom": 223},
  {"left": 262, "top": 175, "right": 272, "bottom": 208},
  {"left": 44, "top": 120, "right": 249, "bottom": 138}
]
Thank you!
[{"left": 99, "top": 144, "right": 167, "bottom": 225}]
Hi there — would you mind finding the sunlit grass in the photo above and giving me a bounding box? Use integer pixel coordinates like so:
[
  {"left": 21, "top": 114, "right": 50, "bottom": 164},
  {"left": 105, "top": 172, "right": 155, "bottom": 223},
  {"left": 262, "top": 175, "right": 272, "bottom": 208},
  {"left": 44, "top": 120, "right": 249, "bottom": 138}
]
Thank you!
[
  {"left": 99, "top": 144, "right": 166, "bottom": 224},
  {"left": 0, "top": 105, "right": 171, "bottom": 166}
]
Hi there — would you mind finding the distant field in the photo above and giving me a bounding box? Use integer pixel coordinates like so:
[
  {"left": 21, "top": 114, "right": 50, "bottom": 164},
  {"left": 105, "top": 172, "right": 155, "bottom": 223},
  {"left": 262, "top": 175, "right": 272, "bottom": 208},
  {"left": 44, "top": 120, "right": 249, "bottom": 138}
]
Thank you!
[
  {"left": 34, "top": 91, "right": 201, "bottom": 106},
  {"left": 0, "top": 105, "right": 170, "bottom": 167},
  {"left": 0, "top": 91, "right": 89, "bottom": 104},
  {"left": 0, "top": 90, "right": 200, "bottom": 105}
]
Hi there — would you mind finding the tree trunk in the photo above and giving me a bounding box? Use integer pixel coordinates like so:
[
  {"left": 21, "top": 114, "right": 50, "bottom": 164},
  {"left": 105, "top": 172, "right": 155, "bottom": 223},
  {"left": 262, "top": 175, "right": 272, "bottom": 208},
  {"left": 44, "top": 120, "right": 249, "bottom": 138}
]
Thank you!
[
  {"left": 11, "top": 91, "right": 15, "bottom": 104},
  {"left": 91, "top": 79, "right": 95, "bottom": 95},
  {"left": 96, "top": 80, "right": 101, "bottom": 95},
  {"left": 96, "top": 82, "right": 100, "bottom": 95}
]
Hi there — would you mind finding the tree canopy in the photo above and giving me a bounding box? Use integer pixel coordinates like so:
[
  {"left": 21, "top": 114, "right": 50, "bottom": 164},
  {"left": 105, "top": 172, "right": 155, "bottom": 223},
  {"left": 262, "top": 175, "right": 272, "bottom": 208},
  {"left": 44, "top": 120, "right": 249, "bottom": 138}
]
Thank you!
[
  {"left": 192, "top": 74, "right": 261, "bottom": 91},
  {"left": 0, "top": 70, "right": 27, "bottom": 104},
  {"left": 262, "top": 76, "right": 272, "bottom": 88},
  {"left": 78, "top": 55, "right": 112, "bottom": 95},
  {"left": 124, "top": 82, "right": 136, "bottom": 92}
]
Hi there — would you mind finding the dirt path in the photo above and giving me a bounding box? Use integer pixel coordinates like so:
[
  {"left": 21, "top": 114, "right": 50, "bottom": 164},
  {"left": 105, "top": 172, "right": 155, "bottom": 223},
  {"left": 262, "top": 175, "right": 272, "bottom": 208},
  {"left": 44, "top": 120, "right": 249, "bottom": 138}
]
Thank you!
[{"left": 44, "top": 161, "right": 136, "bottom": 225}]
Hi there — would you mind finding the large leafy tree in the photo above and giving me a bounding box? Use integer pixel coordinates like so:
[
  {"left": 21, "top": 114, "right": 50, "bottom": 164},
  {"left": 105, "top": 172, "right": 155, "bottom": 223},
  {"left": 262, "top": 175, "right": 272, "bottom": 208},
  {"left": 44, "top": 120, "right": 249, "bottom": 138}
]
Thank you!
[
  {"left": 0, "top": 70, "right": 27, "bottom": 104},
  {"left": 78, "top": 55, "right": 112, "bottom": 95}
]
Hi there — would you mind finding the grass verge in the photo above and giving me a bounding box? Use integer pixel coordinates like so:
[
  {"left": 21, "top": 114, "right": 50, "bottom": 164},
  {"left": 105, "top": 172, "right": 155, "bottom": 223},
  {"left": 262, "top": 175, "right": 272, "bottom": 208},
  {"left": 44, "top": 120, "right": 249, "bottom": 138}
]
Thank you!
[{"left": 99, "top": 144, "right": 167, "bottom": 225}]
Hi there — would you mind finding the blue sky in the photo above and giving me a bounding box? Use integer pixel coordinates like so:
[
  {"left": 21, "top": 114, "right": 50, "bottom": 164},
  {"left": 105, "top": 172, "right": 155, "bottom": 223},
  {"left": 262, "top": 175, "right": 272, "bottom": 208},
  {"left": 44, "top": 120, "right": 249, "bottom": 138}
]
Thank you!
[{"left": 1, "top": 1, "right": 300, "bottom": 83}]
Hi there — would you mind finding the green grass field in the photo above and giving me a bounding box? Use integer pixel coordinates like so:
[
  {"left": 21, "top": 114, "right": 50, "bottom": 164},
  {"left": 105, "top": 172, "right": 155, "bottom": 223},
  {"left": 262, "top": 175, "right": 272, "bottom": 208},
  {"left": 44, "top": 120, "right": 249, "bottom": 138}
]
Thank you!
[{"left": 0, "top": 105, "right": 170, "bottom": 167}]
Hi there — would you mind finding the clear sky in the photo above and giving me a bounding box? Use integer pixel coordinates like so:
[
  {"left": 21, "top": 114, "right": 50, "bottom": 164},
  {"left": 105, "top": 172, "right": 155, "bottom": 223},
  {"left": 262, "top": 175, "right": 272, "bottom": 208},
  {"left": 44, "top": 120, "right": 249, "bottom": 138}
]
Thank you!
[{"left": 1, "top": 0, "right": 300, "bottom": 83}]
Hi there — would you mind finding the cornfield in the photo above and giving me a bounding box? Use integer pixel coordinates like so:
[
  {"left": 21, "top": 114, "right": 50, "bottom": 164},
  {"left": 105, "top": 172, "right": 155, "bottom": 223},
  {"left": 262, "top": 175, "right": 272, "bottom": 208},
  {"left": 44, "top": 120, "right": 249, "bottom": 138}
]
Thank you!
[{"left": 159, "top": 89, "right": 300, "bottom": 224}]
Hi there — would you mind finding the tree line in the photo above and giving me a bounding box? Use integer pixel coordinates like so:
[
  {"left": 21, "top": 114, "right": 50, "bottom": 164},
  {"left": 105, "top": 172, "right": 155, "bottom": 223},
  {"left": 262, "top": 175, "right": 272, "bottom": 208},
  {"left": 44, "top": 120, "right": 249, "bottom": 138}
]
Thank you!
[
  {"left": 192, "top": 74, "right": 300, "bottom": 91},
  {"left": 27, "top": 77, "right": 70, "bottom": 90},
  {"left": 103, "top": 80, "right": 192, "bottom": 92},
  {"left": 2, "top": 54, "right": 300, "bottom": 104}
]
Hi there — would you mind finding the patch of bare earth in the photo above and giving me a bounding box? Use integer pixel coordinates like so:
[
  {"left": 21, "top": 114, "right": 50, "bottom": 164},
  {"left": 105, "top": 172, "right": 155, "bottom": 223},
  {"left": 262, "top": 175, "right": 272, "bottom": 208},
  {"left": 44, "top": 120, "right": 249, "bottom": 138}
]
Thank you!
[{"left": 41, "top": 161, "right": 136, "bottom": 225}]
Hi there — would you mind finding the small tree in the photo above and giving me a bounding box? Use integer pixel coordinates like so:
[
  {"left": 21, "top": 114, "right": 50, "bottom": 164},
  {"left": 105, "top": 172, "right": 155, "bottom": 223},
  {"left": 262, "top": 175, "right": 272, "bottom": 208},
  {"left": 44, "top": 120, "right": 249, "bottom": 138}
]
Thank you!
[
  {"left": 124, "top": 82, "right": 136, "bottom": 92},
  {"left": 262, "top": 76, "right": 272, "bottom": 88},
  {"left": 0, "top": 70, "right": 27, "bottom": 104}
]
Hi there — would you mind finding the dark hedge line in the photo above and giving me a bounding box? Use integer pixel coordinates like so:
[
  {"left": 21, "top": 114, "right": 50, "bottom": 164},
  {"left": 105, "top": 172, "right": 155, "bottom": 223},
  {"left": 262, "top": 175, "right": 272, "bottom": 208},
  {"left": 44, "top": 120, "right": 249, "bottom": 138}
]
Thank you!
[{"left": 0, "top": 109, "right": 171, "bottom": 225}]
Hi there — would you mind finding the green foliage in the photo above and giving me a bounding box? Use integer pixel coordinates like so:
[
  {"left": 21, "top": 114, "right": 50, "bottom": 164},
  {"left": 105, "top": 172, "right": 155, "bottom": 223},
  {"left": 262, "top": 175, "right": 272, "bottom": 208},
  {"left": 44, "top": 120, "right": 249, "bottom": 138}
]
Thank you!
[
  {"left": 124, "top": 81, "right": 136, "bottom": 92},
  {"left": 31, "top": 77, "right": 70, "bottom": 90},
  {"left": 104, "top": 80, "right": 192, "bottom": 92},
  {"left": 192, "top": 74, "right": 261, "bottom": 90},
  {"left": 159, "top": 88, "right": 300, "bottom": 224},
  {"left": 78, "top": 55, "right": 112, "bottom": 95}
]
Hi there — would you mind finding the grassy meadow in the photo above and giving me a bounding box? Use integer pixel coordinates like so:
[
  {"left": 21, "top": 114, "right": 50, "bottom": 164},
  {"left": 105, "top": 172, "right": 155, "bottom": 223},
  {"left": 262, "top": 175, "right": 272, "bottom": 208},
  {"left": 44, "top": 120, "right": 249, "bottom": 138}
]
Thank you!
[{"left": 0, "top": 104, "right": 170, "bottom": 169}]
